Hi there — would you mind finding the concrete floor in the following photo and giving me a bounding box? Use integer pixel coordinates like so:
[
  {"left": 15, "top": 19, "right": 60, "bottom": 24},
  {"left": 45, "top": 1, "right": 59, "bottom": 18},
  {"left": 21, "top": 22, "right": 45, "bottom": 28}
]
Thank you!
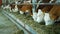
[{"left": 0, "top": 12, "right": 20, "bottom": 34}]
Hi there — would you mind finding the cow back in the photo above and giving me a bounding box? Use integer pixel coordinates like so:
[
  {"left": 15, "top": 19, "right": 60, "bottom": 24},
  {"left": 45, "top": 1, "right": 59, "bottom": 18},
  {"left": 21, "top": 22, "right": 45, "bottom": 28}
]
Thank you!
[{"left": 49, "top": 5, "right": 60, "bottom": 20}]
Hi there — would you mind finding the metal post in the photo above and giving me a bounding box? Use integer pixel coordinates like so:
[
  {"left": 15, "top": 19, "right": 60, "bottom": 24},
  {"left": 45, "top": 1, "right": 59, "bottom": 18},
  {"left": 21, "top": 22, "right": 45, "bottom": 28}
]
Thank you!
[
  {"left": 36, "top": 0, "right": 43, "bottom": 9},
  {"left": 32, "top": 0, "right": 37, "bottom": 13}
]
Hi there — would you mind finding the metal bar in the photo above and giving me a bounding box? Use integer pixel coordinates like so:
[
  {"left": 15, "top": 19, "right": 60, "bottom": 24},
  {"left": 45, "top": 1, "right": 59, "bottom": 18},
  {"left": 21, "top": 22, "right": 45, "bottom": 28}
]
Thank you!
[
  {"left": 32, "top": 0, "right": 37, "bottom": 13},
  {"left": 31, "top": 3, "right": 60, "bottom": 5},
  {"left": 36, "top": 0, "right": 43, "bottom": 8},
  {"left": 2, "top": 10, "right": 37, "bottom": 34},
  {"left": 9, "top": 3, "right": 60, "bottom": 5},
  {"left": 2, "top": 11, "right": 31, "bottom": 34}
]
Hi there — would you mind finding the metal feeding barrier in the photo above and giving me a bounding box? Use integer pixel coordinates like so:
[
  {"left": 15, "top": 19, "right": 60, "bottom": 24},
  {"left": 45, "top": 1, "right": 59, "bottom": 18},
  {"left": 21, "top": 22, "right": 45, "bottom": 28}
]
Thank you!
[
  {"left": 2, "top": 10, "right": 37, "bottom": 34},
  {"left": 9, "top": 3, "right": 60, "bottom": 5}
]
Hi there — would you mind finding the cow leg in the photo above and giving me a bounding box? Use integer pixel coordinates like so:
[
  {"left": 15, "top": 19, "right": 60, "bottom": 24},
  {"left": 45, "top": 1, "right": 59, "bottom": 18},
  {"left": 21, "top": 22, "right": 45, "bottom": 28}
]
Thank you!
[{"left": 44, "top": 13, "right": 54, "bottom": 25}]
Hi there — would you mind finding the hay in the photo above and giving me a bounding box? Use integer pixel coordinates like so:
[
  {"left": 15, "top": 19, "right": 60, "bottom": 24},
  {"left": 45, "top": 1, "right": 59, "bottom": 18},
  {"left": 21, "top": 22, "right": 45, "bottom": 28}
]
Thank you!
[{"left": 4, "top": 9, "right": 60, "bottom": 34}]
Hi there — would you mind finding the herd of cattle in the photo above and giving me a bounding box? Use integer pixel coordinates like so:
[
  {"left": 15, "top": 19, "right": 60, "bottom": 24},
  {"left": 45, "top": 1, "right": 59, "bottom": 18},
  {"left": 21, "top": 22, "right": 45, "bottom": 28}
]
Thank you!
[{"left": 1, "top": 0, "right": 60, "bottom": 26}]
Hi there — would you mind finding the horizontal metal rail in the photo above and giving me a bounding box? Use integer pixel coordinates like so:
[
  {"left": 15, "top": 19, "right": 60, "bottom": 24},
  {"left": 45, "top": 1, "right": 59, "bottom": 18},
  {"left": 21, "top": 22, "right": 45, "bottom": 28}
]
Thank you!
[
  {"left": 2, "top": 10, "right": 37, "bottom": 34},
  {"left": 10, "top": 3, "right": 60, "bottom": 5}
]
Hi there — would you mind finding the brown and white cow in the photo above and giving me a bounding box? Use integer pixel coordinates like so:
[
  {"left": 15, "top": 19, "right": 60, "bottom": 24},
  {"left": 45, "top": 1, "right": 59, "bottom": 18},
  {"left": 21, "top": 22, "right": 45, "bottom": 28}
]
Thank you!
[
  {"left": 17, "top": 0, "right": 32, "bottom": 16},
  {"left": 36, "top": 5, "right": 53, "bottom": 23},
  {"left": 43, "top": 0, "right": 60, "bottom": 25},
  {"left": 20, "top": 4, "right": 32, "bottom": 15},
  {"left": 3, "top": 4, "right": 10, "bottom": 10},
  {"left": 10, "top": 3, "right": 16, "bottom": 12},
  {"left": 32, "top": 0, "right": 57, "bottom": 25},
  {"left": 3, "top": 1, "right": 18, "bottom": 12},
  {"left": 32, "top": 0, "right": 54, "bottom": 23},
  {"left": 9, "top": 1, "right": 19, "bottom": 12},
  {"left": 43, "top": 5, "right": 60, "bottom": 25}
]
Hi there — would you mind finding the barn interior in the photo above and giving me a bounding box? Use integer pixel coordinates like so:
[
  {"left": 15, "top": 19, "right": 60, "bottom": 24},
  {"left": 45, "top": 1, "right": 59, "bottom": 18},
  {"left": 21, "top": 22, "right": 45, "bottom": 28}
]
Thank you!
[{"left": 0, "top": 0, "right": 60, "bottom": 34}]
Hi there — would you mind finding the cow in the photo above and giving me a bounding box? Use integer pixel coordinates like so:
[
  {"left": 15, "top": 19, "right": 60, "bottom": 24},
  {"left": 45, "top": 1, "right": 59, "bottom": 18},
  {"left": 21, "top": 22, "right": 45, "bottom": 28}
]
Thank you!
[
  {"left": 43, "top": 5, "right": 60, "bottom": 25},
  {"left": 32, "top": 0, "right": 54, "bottom": 23},
  {"left": 17, "top": 0, "right": 32, "bottom": 16},
  {"left": 3, "top": 4, "right": 10, "bottom": 10},
  {"left": 36, "top": 5, "right": 53, "bottom": 23},
  {"left": 20, "top": 4, "right": 32, "bottom": 16},
  {"left": 32, "top": 0, "right": 58, "bottom": 25},
  {"left": 3, "top": 2, "right": 18, "bottom": 12},
  {"left": 9, "top": 1, "right": 19, "bottom": 12},
  {"left": 44, "top": 0, "right": 60, "bottom": 25},
  {"left": 4, "top": 1, "right": 21, "bottom": 12}
]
